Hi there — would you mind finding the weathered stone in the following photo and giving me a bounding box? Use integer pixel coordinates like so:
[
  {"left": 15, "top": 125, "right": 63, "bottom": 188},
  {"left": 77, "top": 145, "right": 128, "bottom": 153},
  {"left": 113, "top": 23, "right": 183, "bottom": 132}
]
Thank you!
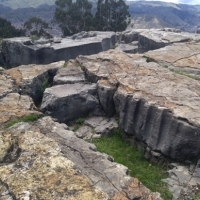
[
  {"left": 4, "top": 61, "right": 64, "bottom": 104},
  {"left": 73, "top": 116, "right": 118, "bottom": 139},
  {"left": 53, "top": 61, "right": 85, "bottom": 85},
  {"left": 77, "top": 49, "right": 200, "bottom": 161},
  {"left": 0, "top": 93, "right": 41, "bottom": 126},
  {"left": 145, "top": 42, "right": 200, "bottom": 79},
  {"left": 118, "top": 29, "right": 200, "bottom": 53},
  {"left": 41, "top": 83, "right": 101, "bottom": 122},
  {"left": 4, "top": 116, "right": 161, "bottom": 199},
  {"left": 97, "top": 80, "right": 116, "bottom": 116},
  {"left": 85, "top": 116, "right": 118, "bottom": 135},
  {"left": 0, "top": 127, "right": 106, "bottom": 200},
  {"left": 115, "top": 43, "right": 138, "bottom": 53},
  {"left": 1, "top": 32, "right": 116, "bottom": 68},
  {"left": 0, "top": 72, "right": 15, "bottom": 98}
]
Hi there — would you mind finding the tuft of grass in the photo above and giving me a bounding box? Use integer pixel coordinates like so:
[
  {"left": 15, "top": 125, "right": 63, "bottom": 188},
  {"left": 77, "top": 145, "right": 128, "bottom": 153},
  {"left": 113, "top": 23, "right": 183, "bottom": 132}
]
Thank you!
[
  {"left": 72, "top": 118, "right": 85, "bottom": 131},
  {"left": 143, "top": 56, "right": 157, "bottom": 63},
  {"left": 170, "top": 69, "right": 200, "bottom": 81},
  {"left": 63, "top": 61, "right": 68, "bottom": 68},
  {"left": 90, "top": 129, "right": 172, "bottom": 200},
  {"left": 192, "top": 193, "right": 200, "bottom": 200},
  {"left": 30, "top": 35, "right": 40, "bottom": 41},
  {"left": 6, "top": 113, "right": 42, "bottom": 128},
  {"left": 40, "top": 78, "right": 49, "bottom": 93}
]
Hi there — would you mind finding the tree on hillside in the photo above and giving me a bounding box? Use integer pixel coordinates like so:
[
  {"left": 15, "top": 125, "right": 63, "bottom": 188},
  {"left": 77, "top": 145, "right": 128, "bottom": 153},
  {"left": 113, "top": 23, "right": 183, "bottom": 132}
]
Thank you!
[
  {"left": 54, "top": 0, "right": 94, "bottom": 36},
  {"left": 24, "top": 17, "right": 52, "bottom": 38},
  {"left": 95, "top": 0, "right": 130, "bottom": 31},
  {"left": 0, "top": 17, "right": 24, "bottom": 38}
]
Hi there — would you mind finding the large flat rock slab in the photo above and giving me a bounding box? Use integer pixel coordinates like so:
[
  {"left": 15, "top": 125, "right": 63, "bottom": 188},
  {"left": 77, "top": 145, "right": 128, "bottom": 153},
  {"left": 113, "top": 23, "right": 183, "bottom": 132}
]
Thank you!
[
  {"left": 76, "top": 49, "right": 200, "bottom": 160},
  {"left": 0, "top": 125, "right": 106, "bottom": 200},
  {"left": 1, "top": 31, "right": 115, "bottom": 68},
  {"left": 118, "top": 29, "right": 200, "bottom": 52},
  {"left": 41, "top": 83, "right": 102, "bottom": 122},
  {"left": 2, "top": 116, "right": 161, "bottom": 199},
  {"left": 53, "top": 61, "right": 85, "bottom": 85},
  {"left": 144, "top": 42, "right": 200, "bottom": 78}
]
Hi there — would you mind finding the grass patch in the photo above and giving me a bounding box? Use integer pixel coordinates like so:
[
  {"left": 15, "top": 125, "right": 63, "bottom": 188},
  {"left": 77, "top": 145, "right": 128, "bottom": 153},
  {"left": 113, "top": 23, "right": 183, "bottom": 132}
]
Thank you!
[
  {"left": 192, "top": 193, "right": 200, "bottom": 200},
  {"left": 90, "top": 129, "right": 172, "bottom": 200},
  {"left": 30, "top": 35, "right": 40, "bottom": 41},
  {"left": 72, "top": 118, "right": 85, "bottom": 131},
  {"left": 63, "top": 61, "right": 68, "bottom": 68},
  {"left": 143, "top": 56, "right": 157, "bottom": 63},
  {"left": 170, "top": 69, "right": 200, "bottom": 81},
  {"left": 40, "top": 78, "right": 49, "bottom": 93},
  {"left": 6, "top": 113, "right": 42, "bottom": 128}
]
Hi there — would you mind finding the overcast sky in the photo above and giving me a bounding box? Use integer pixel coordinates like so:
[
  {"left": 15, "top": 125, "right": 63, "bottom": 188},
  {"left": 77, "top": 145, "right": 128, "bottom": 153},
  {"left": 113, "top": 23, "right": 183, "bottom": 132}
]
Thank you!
[{"left": 131, "top": 0, "right": 200, "bottom": 5}]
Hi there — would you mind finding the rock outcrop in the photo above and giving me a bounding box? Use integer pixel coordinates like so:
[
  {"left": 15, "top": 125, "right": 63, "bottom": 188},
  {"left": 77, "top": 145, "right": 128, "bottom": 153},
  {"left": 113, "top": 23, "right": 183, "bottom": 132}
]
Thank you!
[
  {"left": 2, "top": 28, "right": 200, "bottom": 199},
  {"left": 1, "top": 32, "right": 115, "bottom": 68},
  {"left": 76, "top": 49, "right": 200, "bottom": 161},
  {"left": 2, "top": 29, "right": 200, "bottom": 68},
  {"left": 0, "top": 53, "right": 160, "bottom": 199},
  {"left": 41, "top": 83, "right": 102, "bottom": 122}
]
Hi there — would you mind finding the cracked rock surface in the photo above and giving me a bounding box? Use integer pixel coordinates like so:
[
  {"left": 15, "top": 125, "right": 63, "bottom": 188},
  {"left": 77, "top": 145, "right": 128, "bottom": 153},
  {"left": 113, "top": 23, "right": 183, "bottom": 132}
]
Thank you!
[
  {"left": 76, "top": 49, "right": 200, "bottom": 161},
  {"left": 0, "top": 59, "right": 161, "bottom": 199},
  {"left": 1, "top": 116, "right": 161, "bottom": 200},
  {"left": 163, "top": 161, "right": 200, "bottom": 200}
]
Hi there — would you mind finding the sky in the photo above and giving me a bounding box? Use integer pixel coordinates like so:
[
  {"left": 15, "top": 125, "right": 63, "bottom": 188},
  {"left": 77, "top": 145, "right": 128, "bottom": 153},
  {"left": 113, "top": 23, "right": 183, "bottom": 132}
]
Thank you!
[{"left": 131, "top": 0, "right": 200, "bottom": 5}]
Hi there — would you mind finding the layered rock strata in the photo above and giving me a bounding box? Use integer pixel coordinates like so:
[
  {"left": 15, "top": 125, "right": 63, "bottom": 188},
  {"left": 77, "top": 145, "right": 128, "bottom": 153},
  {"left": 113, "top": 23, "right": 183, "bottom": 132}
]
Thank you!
[
  {"left": 1, "top": 32, "right": 115, "bottom": 68},
  {"left": 2, "top": 29, "right": 200, "bottom": 68},
  {"left": 76, "top": 49, "right": 200, "bottom": 161},
  {"left": 0, "top": 60, "right": 160, "bottom": 199}
]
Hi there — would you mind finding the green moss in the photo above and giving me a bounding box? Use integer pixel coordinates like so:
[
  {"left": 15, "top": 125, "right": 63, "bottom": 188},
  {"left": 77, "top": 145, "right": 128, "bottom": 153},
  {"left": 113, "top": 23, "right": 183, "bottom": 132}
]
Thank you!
[
  {"left": 6, "top": 113, "right": 42, "bottom": 128},
  {"left": 170, "top": 69, "right": 200, "bottom": 81},
  {"left": 90, "top": 129, "right": 172, "bottom": 200}
]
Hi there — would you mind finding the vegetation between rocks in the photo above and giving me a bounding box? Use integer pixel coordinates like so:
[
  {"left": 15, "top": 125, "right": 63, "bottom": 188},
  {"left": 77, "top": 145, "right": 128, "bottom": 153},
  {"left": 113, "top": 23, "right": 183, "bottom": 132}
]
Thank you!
[
  {"left": 72, "top": 118, "right": 85, "bottom": 131},
  {"left": 6, "top": 114, "right": 42, "bottom": 128},
  {"left": 170, "top": 68, "right": 200, "bottom": 81},
  {"left": 90, "top": 128, "right": 172, "bottom": 200},
  {"left": 40, "top": 78, "right": 50, "bottom": 93}
]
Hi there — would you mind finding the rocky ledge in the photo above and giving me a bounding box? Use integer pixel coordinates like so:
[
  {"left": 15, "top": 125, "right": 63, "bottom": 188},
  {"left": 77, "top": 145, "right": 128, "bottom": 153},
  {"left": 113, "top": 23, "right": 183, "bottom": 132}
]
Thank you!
[
  {"left": 75, "top": 49, "right": 200, "bottom": 161},
  {"left": 0, "top": 60, "right": 161, "bottom": 199},
  {"left": 2, "top": 29, "right": 200, "bottom": 68},
  {"left": 1, "top": 29, "right": 200, "bottom": 199}
]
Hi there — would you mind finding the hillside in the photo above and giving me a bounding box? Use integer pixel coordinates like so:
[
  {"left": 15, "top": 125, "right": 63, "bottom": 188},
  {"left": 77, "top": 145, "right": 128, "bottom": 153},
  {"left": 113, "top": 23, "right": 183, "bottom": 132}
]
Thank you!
[
  {"left": 0, "top": 0, "right": 55, "bottom": 9},
  {"left": 0, "top": 1, "right": 200, "bottom": 33},
  {"left": 128, "top": 1, "right": 200, "bottom": 32},
  {"left": 127, "top": 14, "right": 174, "bottom": 30}
]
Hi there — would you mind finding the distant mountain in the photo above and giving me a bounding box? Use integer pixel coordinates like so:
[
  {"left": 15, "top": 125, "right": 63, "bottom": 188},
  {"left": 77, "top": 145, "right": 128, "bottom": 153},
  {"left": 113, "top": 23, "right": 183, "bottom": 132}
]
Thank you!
[
  {"left": 0, "top": 0, "right": 200, "bottom": 33},
  {"left": 0, "top": 0, "right": 55, "bottom": 9},
  {"left": 127, "top": 14, "right": 174, "bottom": 30},
  {"left": 0, "top": 5, "right": 55, "bottom": 26},
  {"left": 128, "top": 1, "right": 200, "bottom": 32}
]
